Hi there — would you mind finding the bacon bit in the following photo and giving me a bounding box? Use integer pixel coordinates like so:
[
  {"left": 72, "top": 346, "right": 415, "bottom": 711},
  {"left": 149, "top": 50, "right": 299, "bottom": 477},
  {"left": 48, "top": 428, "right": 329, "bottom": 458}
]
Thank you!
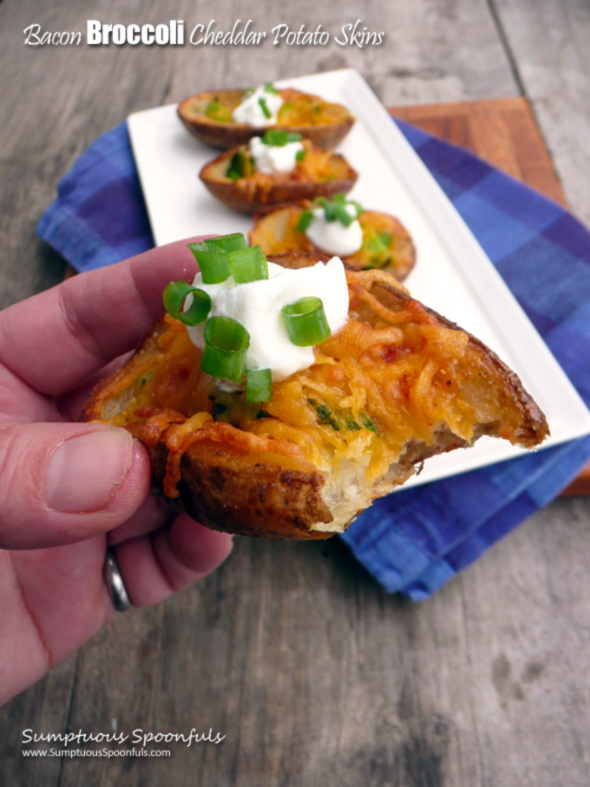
[
  {"left": 163, "top": 418, "right": 304, "bottom": 499},
  {"left": 399, "top": 375, "right": 411, "bottom": 400},
  {"left": 383, "top": 345, "right": 412, "bottom": 363}
]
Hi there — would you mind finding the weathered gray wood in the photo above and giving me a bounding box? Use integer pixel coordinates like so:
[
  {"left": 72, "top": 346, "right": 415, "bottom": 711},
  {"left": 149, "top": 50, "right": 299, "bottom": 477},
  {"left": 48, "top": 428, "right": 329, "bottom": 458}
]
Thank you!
[
  {"left": 492, "top": 0, "right": 590, "bottom": 225},
  {"left": 1, "top": 1, "right": 590, "bottom": 786}
]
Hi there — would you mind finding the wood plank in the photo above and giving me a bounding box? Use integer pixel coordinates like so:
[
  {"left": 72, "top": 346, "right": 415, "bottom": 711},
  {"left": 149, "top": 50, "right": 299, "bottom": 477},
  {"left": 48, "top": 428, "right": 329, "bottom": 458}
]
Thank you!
[
  {"left": 391, "top": 97, "right": 567, "bottom": 204},
  {"left": 491, "top": 0, "right": 590, "bottom": 228}
]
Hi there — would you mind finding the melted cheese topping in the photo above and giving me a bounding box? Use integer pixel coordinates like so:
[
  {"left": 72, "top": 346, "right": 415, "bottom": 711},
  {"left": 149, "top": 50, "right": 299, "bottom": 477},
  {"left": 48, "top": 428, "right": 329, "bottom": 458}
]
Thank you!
[{"left": 101, "top": 270, "right": 505, "bottom": 498}]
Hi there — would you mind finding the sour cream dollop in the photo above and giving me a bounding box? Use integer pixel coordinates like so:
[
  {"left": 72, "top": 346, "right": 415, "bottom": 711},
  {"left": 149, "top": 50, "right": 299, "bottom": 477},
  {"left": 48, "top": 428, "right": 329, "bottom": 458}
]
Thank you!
[
  {"left": 232, "top": 86, "right": 283, "bottom": 127},
  {"left": 305, "top": 204, "right": 363, "bottom": 257},
  {"left": 186, "top": 258, "right": 349, "bottom": 382},
  {"left": 249, "top": 136, "right": 303, "bottom": 174}
]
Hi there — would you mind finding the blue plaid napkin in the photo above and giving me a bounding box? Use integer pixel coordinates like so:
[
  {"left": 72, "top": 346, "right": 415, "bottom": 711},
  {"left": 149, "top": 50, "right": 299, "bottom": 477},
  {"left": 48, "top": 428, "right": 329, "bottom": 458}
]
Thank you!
[{"left": 37, "top": 119, "right": 590, "bottom": 600}]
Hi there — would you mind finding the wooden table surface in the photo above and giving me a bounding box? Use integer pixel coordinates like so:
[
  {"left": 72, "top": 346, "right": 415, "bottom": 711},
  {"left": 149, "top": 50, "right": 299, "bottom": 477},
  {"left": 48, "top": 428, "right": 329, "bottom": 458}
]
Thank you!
[{"left": 2, "top": 2, "right": 590, "bottom": 786}]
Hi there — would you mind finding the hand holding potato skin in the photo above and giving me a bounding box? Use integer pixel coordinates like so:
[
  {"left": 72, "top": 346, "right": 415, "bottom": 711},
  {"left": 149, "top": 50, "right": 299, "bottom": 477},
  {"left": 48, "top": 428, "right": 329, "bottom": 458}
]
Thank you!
[
  {"left": 83, "top": 252, "right": 548, "bottom": 541},
  {"left": 0, "top": 239, "right": 233, "bottom": 706}
]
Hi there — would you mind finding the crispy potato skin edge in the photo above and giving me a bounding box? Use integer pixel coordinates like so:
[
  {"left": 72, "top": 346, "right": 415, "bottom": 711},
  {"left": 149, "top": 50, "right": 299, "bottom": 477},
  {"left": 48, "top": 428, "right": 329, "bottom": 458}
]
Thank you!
[{"left": 140, "top": 435, "right": 335, "bottom": 540}]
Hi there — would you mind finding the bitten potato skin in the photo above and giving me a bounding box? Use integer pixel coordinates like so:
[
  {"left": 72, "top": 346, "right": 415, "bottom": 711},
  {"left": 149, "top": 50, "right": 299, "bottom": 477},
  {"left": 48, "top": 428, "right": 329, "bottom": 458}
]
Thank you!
[
  {"left": 199, "top": 144, "right": 358, "bottom": 215},
  {"left": 82, "top": 254, "right": 549, "bottom": 540},
  {"left": 177, "top": 88, "right": 355, "bottom": 150}
]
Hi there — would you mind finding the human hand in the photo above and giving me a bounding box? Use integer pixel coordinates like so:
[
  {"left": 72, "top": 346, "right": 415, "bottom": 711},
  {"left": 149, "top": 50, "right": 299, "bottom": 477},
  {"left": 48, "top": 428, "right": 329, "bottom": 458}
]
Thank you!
[{"left": 0, "top": 238, "right": 233, "bottom": 705}]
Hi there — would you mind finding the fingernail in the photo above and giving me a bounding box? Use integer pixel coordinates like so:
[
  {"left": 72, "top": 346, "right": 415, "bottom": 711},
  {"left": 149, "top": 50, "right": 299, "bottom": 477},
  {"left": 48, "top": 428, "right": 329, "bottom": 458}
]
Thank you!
[{"left": 45, "top": 430, "right": 133, "bottom": 513}]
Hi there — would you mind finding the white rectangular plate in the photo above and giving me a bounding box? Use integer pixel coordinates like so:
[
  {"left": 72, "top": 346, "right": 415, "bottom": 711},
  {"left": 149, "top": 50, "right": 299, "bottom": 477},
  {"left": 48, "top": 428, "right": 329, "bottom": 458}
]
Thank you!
[{"left": 128, "top": 68, "right": 590, "bottom": 490}]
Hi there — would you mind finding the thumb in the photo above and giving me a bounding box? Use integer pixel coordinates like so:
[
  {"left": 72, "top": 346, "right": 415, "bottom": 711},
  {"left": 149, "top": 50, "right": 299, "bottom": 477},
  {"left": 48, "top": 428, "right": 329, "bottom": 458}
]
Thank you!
[{"left": 0, "top": 422, "right": 151, "bottom": 549}]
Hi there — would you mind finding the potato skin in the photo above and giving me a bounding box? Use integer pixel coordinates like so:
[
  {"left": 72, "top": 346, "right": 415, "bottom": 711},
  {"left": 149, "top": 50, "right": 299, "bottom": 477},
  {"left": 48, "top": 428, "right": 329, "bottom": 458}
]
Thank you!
[
  {"left": 250, "top": 204, "right": 417, "bottom": 282},
  {"left": 177, "top": 88, "right": 355, "bottom": 150},
  {"left": 82, "top": 254, "right": 549, "bottom": 539},
  {"left": 199, "top": 146, "right": 358, "bottom": 215}
]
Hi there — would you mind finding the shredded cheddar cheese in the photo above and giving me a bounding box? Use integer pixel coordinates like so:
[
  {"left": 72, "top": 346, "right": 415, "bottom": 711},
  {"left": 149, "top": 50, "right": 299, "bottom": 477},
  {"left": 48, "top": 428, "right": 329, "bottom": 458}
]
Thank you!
[{"left": 96, "top": 273, "right": 492, "bottom": 498}]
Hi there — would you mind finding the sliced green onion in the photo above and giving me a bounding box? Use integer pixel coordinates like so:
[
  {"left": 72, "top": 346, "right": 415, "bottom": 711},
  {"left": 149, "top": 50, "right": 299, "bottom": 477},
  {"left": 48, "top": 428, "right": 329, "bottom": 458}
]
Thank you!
[
  {"left": 295, "top": 148, "right": 307, "bottom": 162},
  {"left": 258, "top": 97, "right": 272, "bottom": 119},
  {"left": 246, "top": 368, "right": 272, "bottom": 403},
  {"left": 228, "top": 245, "right": 268, "bottom": 284},
  {"left": 311, "top": 194, "right": 363, "bottom": 226},
  {"left": 297, "top": 209, "right": 314, "bottom": 233},
  {"left": 226, "top": 152, "right": 244, "bottom": 181},
  {"left": 187, "top": 245, "right": 231, "bottom": 284},
  {"left": 264, "top": 83, "right": 280, "bottom": 95},
  {"left": 201, "top": 316, "right": 250, "bottom": 382},
  {"left": 163, "top": 282, "right": 211, "bottom": 326},
  {"left": 205, "top": 99, "right": 220, "bottom": 118},
  {"left": 187, "top": 235, "right": 247, "bottom": 284},
  {"left": 204, "top": 234, "right": 248, "bottom": 253},
  {"left": 333, "top": 203, "right": 355, "bottom": 227},
  {"left": 367, "top": 232, "right": 393, "bottom": 254},
  {"left": 262, "top": 129, "right": 302, "bottom": 146},
  {"left": 226, "top": 153, "right": 254, "bottom": 181},
  {"left": 281, "top": 297, "right": 331, "bottom": 346},
  {"left": 320, "top": 199, "right": 335, "bottom": 222}
]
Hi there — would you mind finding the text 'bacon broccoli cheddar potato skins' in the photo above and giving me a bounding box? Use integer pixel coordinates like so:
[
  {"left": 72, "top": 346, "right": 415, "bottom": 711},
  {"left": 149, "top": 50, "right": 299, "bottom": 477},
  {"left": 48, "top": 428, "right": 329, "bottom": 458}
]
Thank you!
[
  {"left": 178, "top": 85, "right": 355, "bottom": 150},
  {"left": 82, "top": 242, "right": 548, "bottom": 541}
]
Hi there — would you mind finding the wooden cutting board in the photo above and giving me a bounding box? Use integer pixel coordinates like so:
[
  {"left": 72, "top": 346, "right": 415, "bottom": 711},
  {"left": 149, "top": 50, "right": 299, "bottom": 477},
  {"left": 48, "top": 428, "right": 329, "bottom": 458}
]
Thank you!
[{"left": 390, "top": 97, "right": 588, "bottom": 495}]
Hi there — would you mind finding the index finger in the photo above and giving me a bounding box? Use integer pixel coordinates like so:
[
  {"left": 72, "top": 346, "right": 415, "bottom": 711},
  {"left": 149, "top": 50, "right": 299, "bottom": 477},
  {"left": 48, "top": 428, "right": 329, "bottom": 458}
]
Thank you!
[{"left": 0, "top": 237, "right": 203, "bottom": 395}]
